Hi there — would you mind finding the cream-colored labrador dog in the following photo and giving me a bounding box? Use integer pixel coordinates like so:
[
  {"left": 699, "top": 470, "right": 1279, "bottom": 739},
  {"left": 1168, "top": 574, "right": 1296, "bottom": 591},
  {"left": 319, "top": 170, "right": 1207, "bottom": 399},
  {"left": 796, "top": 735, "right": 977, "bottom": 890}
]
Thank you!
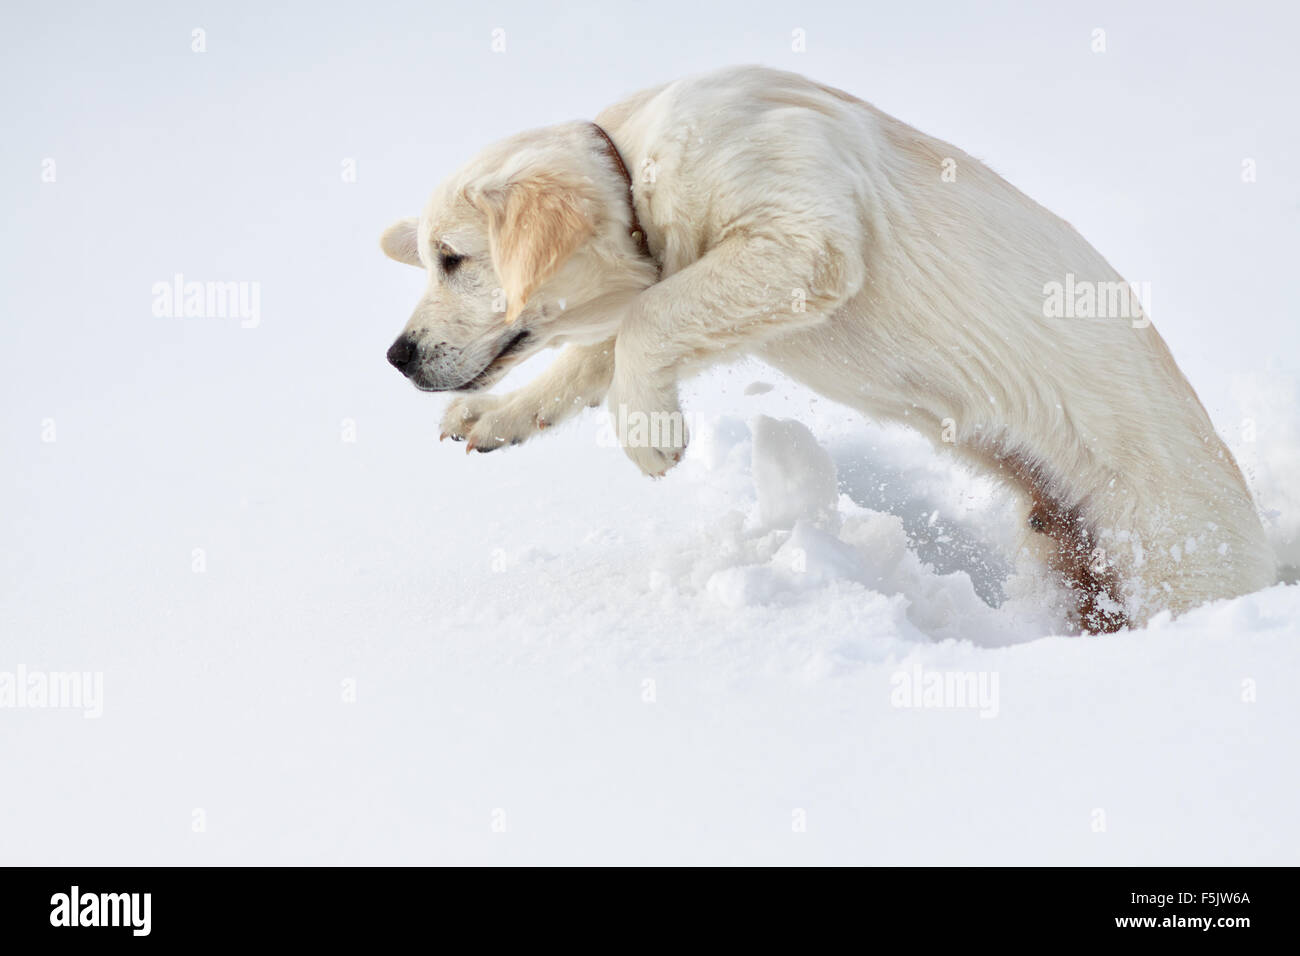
[{"left": 381, "top": 65, "right": 1274, "bottom": 632}]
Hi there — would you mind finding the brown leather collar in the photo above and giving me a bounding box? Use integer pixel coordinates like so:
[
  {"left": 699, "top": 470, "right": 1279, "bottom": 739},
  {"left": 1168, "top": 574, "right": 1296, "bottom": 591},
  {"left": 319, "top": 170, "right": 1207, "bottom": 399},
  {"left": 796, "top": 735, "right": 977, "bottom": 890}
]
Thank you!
[{"left": 590, "top": 123, "right": 657, "bottom": 271}]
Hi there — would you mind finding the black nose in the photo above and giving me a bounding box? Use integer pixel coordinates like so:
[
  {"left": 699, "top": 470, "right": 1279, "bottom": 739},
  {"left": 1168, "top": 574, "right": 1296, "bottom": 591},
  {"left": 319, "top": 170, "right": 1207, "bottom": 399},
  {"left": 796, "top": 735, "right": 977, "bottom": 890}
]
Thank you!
[{"left": 387, "top": 336, "right": 417, "bottom": 374}]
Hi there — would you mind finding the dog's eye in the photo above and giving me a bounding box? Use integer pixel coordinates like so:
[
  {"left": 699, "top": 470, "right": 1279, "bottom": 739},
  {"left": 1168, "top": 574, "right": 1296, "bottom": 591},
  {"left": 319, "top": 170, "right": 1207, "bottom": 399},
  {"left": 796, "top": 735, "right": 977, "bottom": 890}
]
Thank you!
[{"left": 440, "top": 252, "right": 466, "bottom": 274}]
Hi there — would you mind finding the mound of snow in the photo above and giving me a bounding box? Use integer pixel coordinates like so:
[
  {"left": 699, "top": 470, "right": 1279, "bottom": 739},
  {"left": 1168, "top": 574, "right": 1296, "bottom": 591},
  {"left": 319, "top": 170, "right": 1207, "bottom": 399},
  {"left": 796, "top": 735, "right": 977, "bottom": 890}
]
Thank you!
[
  {"left": 4, "top": 362, "right": 1297, "bottom": 865},
  {"left": 1232, "top": 366, "right": 1300, "bottom": 575},
  {"left": 752, "top": 416, "right": 839, "bottom": 531}
]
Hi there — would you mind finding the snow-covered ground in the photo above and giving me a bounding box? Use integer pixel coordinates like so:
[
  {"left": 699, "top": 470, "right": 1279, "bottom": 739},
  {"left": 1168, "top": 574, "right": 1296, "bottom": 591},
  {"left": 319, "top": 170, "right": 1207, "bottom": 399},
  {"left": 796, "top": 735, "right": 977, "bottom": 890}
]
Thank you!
[{"left": 2, "top": 0, "right": 1297, "bottom": 864}]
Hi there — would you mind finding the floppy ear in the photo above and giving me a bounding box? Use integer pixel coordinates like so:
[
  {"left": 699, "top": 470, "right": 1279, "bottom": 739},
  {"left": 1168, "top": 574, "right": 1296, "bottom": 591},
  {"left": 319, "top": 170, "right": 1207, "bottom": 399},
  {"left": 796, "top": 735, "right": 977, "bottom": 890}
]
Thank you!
[
  {"left": 478, "top": 176, "right": 595, "bottom": 323},
  {"left": 380, "top": 217, "right": 421, "bottom": 267}
]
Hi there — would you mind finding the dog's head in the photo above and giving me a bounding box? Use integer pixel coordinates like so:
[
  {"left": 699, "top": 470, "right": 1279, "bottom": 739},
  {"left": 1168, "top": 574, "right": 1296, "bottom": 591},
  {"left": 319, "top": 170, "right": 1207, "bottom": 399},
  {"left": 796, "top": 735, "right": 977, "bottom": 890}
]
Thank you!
[{"left": 381, "top": 122, "right": 656, "bottom": 392}]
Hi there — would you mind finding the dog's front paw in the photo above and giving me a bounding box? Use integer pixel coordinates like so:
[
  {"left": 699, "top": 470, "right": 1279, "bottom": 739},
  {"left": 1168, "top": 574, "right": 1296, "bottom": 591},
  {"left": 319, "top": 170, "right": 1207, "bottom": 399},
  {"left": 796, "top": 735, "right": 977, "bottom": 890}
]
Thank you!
[
  {"left": 439, "top": 394, "right": 501, "bottom": 444},
  {"left": 605, "top": 373, "right": 689, "bottom": 478},
  {"left": 442, "top": 394, "right": 547, "bottom": 454}
]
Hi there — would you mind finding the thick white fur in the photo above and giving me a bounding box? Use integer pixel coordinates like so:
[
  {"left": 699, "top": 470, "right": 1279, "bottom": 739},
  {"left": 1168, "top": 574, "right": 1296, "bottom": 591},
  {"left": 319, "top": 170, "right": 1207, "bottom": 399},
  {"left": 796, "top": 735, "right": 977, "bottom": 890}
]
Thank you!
[{"left": 382, "top": 66, "right": 1275, "bottom": 627}]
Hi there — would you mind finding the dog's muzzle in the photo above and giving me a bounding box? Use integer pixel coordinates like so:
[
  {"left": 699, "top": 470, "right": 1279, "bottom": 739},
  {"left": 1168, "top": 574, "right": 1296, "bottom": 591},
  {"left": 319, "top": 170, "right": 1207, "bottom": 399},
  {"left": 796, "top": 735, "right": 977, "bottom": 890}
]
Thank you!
[{"left": 386, "top": 331, "right": 530, "bottom": 392}]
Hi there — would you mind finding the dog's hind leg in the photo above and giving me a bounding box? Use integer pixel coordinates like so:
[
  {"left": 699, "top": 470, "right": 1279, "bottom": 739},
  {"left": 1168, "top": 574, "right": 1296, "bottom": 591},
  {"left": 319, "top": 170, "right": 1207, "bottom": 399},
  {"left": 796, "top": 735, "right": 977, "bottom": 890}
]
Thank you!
[
  {"left": 1009, "top": 453, "right": 1128, "bottom": 633},
  {"left": 440, "top": 338, "right": 616, "bottom": 452}
]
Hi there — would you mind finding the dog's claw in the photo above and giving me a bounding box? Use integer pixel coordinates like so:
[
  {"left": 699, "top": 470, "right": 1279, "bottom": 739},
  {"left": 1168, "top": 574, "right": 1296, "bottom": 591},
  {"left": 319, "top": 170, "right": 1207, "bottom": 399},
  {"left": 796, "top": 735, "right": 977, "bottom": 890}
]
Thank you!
[
  {"left": 439, "top": 431, "right": 449, "bottom": 442},
  {"left": 465, "top": 440, "right": 476, "bottom": 454}
]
